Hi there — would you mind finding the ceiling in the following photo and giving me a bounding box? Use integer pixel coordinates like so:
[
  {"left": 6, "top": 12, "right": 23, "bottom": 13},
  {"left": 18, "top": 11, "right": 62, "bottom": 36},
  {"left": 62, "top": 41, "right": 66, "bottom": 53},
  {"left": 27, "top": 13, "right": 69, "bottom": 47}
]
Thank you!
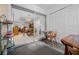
[
  {"left": 36, "top": 4, "right": 57, "bottom": 11},
  {"left": 35, "top": 4, "right": 70, "bottom": 14},
  {"left": 15, "top": 4, "right": 70, "bottom": 15}
]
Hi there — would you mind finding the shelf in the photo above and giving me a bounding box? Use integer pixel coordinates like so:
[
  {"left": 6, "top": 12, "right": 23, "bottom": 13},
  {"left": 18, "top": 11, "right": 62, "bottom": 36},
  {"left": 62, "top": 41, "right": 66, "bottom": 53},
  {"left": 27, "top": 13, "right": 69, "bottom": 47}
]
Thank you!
[
  {"left": 0, "top": 20, "right": 13, "bottom": 55},
  {"left": 0, "top": 20, "right": 13, "bottom": 24}
]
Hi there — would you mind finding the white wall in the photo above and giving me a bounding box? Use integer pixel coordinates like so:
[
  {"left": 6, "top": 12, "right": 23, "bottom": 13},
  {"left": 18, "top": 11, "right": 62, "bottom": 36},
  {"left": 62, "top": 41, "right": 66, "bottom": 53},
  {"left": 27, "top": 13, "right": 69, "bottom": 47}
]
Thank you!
[
  {"left": 0, "top": 4, "right": 12, "bottom": 20},
  {"left": 0, "top": 4, "right": 12, "bottom": 37},
  {"left": 47, "top": 5, "right": 79, "bottom": 43},
  {"left": 0, "top": 4, "right": 8, "bottom": 16}
]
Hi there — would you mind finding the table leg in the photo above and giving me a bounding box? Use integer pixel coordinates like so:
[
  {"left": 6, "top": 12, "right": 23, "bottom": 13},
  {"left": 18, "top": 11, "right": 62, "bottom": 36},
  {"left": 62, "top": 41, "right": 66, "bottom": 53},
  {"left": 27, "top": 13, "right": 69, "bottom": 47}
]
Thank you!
[{"left": 65, "top": 45, "right": 69, "bottom": 55}]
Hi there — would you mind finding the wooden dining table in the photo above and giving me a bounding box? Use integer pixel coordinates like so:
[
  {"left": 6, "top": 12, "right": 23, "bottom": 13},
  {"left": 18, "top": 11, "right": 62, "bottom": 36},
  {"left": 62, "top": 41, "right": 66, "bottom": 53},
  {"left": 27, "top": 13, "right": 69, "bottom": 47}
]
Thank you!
[{"left": 61, "top": 34, "right": 79, "bottom": 55}]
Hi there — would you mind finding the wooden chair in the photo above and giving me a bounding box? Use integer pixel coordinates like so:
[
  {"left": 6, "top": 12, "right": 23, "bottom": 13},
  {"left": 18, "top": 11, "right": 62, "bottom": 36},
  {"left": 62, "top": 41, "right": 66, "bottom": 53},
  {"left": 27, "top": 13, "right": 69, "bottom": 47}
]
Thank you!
[
  {"left": 47, "top": 31, "right": 57, "bottom": 42},
  {"left": 13, "top": 26, "right": 19, "bottom": 36}
]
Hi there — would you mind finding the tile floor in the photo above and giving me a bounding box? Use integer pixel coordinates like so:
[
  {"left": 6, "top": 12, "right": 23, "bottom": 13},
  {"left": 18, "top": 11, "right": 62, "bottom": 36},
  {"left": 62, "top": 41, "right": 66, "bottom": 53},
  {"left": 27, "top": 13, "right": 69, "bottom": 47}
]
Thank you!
[
  {"left": 8, "top": 41, "right": 64, "bottom": 55},
  {"left": 8, "top": 33, "right": 64, "bottom": 55}
]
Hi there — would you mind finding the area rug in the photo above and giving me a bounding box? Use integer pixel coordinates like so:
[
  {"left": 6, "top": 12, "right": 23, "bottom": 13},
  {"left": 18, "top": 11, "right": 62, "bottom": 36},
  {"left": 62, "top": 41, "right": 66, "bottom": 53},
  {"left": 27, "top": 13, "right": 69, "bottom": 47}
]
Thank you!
[{"left": 9, "top": 41, "right": 64, "bottom": 55}]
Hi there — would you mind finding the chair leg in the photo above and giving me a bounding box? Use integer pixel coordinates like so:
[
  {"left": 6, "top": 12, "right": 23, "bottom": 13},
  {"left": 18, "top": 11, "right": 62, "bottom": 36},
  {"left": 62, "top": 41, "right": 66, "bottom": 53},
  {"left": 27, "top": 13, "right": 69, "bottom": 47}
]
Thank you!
[{"left": 52, "top": 38, "right": 57, "bottom": 47}]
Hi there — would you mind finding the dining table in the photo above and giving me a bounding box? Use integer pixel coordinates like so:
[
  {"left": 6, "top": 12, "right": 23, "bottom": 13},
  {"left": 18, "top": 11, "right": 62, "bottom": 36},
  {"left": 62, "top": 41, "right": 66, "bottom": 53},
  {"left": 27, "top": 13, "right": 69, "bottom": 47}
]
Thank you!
[{"left": 61, "top": 34, "right": 79, "bottom": 55}]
